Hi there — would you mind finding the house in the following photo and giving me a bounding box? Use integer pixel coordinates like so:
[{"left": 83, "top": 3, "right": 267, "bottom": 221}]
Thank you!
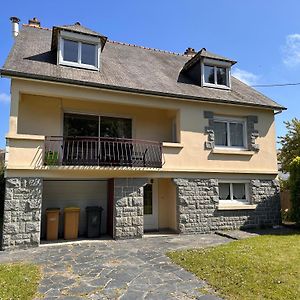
[{"left": 0, "top": 17, "right": 286, "bottom": 250}]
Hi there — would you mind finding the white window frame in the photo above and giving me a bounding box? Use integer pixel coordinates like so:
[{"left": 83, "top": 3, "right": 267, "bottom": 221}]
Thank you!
[
  {"left": 58, "top": 31, "right": 101, "bottom": 71},
  {"left": 201, "top": 58, "right": 231, "bottom": 89},
  {"left": 214, "top": 116, "right": 247, "bottom": 150},
  {"left": 218, "top": 180, "right": 250, "bottom": 205}
]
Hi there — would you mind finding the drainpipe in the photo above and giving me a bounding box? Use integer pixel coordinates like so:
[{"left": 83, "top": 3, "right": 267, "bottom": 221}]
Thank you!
[{"left": 10, "top": 16, "right": 20, "bottom": 38}]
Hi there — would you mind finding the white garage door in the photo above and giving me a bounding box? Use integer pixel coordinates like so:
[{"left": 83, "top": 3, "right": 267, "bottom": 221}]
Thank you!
[{"left": 42, "top": 180, "right": 107, "bottom": 238}]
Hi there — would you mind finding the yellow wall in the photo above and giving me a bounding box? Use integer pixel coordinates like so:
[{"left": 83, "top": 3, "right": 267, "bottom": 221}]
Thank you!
[
  {"left": 6, "top": 79, "right": 278, "bottom": 176},
  {"left": 158, "top": 178, "right": 177, "bottom": 230}
]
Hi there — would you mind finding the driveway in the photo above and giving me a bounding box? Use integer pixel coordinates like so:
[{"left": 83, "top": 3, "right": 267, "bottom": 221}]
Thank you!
[{"left": 0, "top": 234, "right": 229, "bottom": 299}]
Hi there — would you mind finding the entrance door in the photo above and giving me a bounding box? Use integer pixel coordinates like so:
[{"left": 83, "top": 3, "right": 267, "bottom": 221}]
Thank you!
[{"left": 143, "top": 180, "right": 158, "bottom": 231}]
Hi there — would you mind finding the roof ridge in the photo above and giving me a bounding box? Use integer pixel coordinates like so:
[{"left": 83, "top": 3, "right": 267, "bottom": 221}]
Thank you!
[
  {"left": 107, "top": 39, "right": 187, "bottom": 57},
  {"left": 22, "top": 24, "right": 52, "bottom": 31}
]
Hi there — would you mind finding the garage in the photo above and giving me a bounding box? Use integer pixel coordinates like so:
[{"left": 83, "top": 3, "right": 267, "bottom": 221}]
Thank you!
[{"left": 41, "top": 180, "right": 108, "bottom": 240}]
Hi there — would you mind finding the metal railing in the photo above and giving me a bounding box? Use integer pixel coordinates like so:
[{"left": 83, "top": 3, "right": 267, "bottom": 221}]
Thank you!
[{"left": 44, "top": 136, "right": 163, "bottom": 168}]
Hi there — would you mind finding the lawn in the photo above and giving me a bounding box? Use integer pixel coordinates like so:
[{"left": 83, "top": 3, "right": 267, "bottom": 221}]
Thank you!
[
  {"left": 168, "top": 234, "right": 300, "bottom": 300},
  {"left": 0, "top": 263, "right": 41, "bottom": 300}
]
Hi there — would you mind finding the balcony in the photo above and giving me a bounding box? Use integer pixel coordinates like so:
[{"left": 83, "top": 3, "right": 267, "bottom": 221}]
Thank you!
[{"left": 44, "top": 136, "right": 163, "bottom": 168}]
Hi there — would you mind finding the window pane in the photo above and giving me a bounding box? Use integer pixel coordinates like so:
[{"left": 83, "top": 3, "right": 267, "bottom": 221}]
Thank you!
[
  {"left": 214, "top": 121, "right": 228, "bottom": 146},
  {"left": 100, "top": 117, "right": 132, "bottom": 139},
  {"left": 204, "top": 65, "right": 215, "bottom": 84},
  {"left": 143, "top": 184, "right": 153, "bottom": 215},
  {"left": 63, "top": 39, "right": 78, "bottom": 62},
  {"left": 217, "top": 67, "right": 227, "bottom": 85},
  {"left": 229, "top": 122, "right": 244, "bottom": 147},
  {"left": 219, "top": 183, "right": 231, "bottom": 200},
  {"left": 232, "top": 183, "right": 246, "bottom": 200},
  {"left": 81, "top": 43, "right": 97, "bottom": 66},
  {"left": 63, "top": 113, "right": 99, "bottom": 137}
]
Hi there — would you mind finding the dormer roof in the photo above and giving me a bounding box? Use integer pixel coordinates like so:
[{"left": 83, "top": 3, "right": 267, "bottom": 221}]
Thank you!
[
  {"left": 182, "top": 48, "right": 237, "bottom": 72},
  {"left": 51, "top": 22, "right": 107, "bottom": 50}
]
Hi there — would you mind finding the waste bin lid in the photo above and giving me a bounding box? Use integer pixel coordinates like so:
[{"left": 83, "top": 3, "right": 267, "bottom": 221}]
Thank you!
[
  {"left": 64, "top": 207, "right": 80, "bottom": 212},
  {"left": 46, "top": 208, "right": 60, "bottom": 212},
  {"left": 86, "top": 206, "right": 103, "bottom": 212}
]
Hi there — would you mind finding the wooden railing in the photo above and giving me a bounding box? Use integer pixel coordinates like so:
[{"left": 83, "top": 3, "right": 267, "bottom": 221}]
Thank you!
[{"left": 44, "top": 136, "right": 163, "bottom": 168}]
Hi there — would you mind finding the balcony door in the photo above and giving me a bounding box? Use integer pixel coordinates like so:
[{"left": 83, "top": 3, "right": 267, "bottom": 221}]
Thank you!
[
  {"left": 63, "top": 113, "right": 132, "bottom": 165},
  {"left": 143, "top": 180, "right": 158, "bottom": 231}
]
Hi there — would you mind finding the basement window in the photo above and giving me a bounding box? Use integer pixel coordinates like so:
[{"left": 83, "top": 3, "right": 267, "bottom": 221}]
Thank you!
[
  {"left": 219, "top": 182, "right": 250, "bottom": 204},
  {"left": 58, "top": 31, "right": 100, "bottom": 70}
]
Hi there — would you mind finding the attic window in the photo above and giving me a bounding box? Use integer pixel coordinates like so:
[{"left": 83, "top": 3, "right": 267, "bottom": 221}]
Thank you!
[
  {"left": 203, "top": 64, "right": 229, "bottom": 88},
  {"left": 58, "top": 31, "right": 100, "bottom": 70}
]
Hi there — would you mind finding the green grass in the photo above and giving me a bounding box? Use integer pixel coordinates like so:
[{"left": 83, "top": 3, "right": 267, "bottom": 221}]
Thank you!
[
  {"left": 0, "top": 263, "right": 41, "bottom": 300},
  {"left": 168, "top": 234, "right": 300, "bottom": 300}
]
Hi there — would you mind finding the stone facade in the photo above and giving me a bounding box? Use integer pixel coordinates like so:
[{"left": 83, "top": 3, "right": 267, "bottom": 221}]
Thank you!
[
  {"left": 1, "top": 177, "right": 43, "bottom": 250},
  {"left": 114, "top": 178, "right": 148, "bottom": 239},
  {"left": 174, "top": 178, "right": 280, "bottom": 233}
]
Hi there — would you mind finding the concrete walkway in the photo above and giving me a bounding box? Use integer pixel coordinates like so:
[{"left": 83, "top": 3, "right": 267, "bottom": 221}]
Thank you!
[{"left": 0, "top": 234, "right": 229, "bottom": 299}]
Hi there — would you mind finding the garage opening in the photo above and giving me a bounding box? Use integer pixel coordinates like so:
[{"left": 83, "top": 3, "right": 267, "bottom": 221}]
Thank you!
[{"left": 41, "top": 179, "right": 110, "bottom": 240}]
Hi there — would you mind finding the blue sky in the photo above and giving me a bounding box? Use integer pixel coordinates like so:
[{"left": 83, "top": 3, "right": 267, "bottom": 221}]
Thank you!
[{"left": 1, "top": 1, "right": 300, "bottom": 148}]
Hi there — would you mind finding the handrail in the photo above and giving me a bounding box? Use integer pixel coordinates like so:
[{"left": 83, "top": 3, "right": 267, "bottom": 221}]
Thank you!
[{"left": 44, "top": 136, "right": 163, "bottom": 168}]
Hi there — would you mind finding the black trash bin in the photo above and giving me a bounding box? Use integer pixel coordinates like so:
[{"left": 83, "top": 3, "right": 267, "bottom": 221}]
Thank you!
[{"left": 86, "top": 206, "right": 103, "bottom": 238}]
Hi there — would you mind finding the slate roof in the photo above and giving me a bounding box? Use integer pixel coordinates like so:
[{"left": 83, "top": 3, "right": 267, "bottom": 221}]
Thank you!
[{"left": 1, "top": 25, "right": 285, "bottom": 110}]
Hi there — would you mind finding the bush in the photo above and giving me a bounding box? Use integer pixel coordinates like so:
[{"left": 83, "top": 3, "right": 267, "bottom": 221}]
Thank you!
[{"left": 289, "top": 157, "right": 300, "bottom": 223}]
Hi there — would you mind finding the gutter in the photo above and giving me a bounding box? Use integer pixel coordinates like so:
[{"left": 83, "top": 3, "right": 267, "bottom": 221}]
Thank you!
[{"left": 0, "top": 69, "right": 287, "bottom": 112}]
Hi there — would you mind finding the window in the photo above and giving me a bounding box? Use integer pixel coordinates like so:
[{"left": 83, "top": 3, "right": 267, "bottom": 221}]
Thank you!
[
  {"left": 64, "top": 113, "right": 132, "bottom": 139},
  {"left": 214, "top": 117, "right": 246, "bottom": 148},
  {"left": 59, "top": 31, "right": 100, "bottom": 70},
  {"left": 219, "top": 182, "right": 249, "bottom": 204},
  {"left": 203, "top": 64, "right": 229, "bottom": 87}
]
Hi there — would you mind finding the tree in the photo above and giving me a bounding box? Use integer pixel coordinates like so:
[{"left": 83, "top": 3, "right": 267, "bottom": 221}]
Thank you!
[
  {"left": 289, "top": 157, "right": 300, "bottom": 223},
  {"left": 278, "top": 118, "right": 300, "bottom": 172}
]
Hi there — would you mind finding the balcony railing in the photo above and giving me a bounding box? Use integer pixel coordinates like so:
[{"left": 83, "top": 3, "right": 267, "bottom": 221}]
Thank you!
[{"left": 44, "top": 136, "right": 163, "bottom": 168}]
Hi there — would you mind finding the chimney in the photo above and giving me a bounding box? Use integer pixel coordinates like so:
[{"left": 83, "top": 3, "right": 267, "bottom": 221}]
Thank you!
[
  {"left": 28, "top": 17, "right": 40, "bottom": 27},
  {"left": 10, "top": 16, "right": 20, "bottom": 38},
  {"left": 184, "top": 47, "right": 196, "bottom": 56}
]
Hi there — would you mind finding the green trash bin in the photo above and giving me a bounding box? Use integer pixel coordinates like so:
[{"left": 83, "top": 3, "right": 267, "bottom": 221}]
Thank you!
[{"left": 86, "top": 206, "right": 103, "bottom": 238}]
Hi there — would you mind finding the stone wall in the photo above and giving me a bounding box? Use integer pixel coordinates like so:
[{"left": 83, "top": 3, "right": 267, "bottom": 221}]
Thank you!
[
  {"left": 174, "top": 178, "right": 280, "bottom": 233},
  {"left": 1, "top": 177, "right": 43, "bottom": 250},
  {"left": 114, "top": 178, "right": 148, "bottom": 239}
]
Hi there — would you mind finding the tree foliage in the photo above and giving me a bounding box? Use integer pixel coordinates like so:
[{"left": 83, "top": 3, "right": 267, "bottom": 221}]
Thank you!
[
  {"left": 0, "top": 160, "right": 4, "bottom": 209},
  {"left": 278, "top": 118, "right": 300, "bottom": 172},
  {"left": 289, "top": 157, "right": 300, "bottom": 223}
]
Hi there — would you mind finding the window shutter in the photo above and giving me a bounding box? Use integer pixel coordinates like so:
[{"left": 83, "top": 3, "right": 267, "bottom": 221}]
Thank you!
[{"left": 246, "top": 116, "right": 259, "bottom": 151}]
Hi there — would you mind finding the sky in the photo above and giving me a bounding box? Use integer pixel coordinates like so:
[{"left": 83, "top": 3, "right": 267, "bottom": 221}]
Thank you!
[{"left": 0, "top": 0, "right": 300, "bottom": 149}]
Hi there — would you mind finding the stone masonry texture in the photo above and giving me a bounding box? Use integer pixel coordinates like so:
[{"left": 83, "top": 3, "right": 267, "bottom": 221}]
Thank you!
[
  {"left": 174, "top": 178, "right": 280, "bottom": 233},
  {"left": 1, "top": 177, "right": 43, "bottom": 251},
  {"left": 114, "top": 178, "right": 148, "bottom": 239}
]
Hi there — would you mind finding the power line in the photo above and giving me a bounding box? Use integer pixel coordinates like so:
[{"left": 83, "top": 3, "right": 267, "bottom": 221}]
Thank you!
[{"left": 251, "top": 82, "right": 300, "bottom": 87}]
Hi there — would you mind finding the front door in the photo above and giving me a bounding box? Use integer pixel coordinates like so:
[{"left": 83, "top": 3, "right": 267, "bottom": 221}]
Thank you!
[{"left": 143, "top": 180, "right": 158, "bottom": 231}]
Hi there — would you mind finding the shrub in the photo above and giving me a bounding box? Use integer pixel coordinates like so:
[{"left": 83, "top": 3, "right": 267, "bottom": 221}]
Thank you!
[{"left": 289, "top": 156, "right": 300, "bottom": 223}]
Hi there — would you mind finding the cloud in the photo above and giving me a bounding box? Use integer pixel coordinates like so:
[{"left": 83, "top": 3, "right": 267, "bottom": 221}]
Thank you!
[
  {"left": 282, "top": 34, "right": 300, "bottom": 67},
  {"left": 231, "top": 68, "right": 259, "bottom": 85},
  {"left": 0, "top": 93, "right": 10, "bottom": 103}
]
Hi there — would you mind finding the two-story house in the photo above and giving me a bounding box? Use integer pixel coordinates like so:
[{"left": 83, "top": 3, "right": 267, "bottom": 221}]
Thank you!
[{"left": 1, "top": 17, "right": 286, "bottom": 250}]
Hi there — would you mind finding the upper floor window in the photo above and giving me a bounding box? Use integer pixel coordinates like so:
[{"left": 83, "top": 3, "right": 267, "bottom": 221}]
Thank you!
[
  {"left": 203, "top": 64, "right": 229, "bottom": 88},
  {"left": 214, "top": 117, "right": 246, "bottom": 149},
  {"left": 59, "top": 31, "right": 100, "bottom": 70}
]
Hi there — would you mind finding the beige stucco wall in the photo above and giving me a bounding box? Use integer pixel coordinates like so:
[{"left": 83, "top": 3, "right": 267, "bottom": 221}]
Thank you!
[
  {"left": 158, "top": 178, "right": 177, "bottom": 230},
  {"left": 6, "top": 78, "right": 278, "bottom": 176}
]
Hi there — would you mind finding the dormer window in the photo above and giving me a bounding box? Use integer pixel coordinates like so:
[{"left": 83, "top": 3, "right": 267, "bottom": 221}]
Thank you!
[
  {"left": 181, "top": 48, "right": 236, "bottom": 90},
  {"left": 58, "top": 31, "right": 101, "bottom": 70},
  {"left": 202, "top": 60, "right": 230, "bottom": 88}
]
